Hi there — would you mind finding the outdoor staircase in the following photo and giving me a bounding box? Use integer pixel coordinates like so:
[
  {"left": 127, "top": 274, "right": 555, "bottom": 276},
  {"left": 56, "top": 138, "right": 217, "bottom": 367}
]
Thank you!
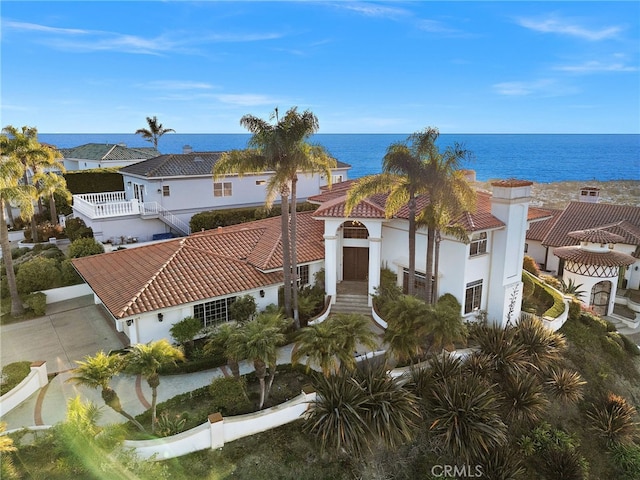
[
  {"left": 141, "top": 202, "right": 191, "bottom": 236},
  {"left": 331, "top": 293, "right": 372, "bottom": 316}
]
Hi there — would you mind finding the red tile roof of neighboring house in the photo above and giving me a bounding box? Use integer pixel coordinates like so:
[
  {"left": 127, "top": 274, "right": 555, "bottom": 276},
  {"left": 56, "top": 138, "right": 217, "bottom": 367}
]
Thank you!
[
  {"left": 567, "top": 229, "right": 625, "bottom": 244},
  {"left": 526, "top": 209, "right": 562, "bottom": 242},
  {"left": 72, "top": 212, "right": 324, "bottom": 319},
  {"left": 542, "top": 202, "right": 640, "bottom": 247},
  {"left": 553, "top": 246, "right": 636, "bottom": 267}
]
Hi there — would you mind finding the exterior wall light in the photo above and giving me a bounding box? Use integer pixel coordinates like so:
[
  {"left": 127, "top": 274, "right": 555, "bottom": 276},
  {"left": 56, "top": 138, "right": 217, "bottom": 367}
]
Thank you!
[{"left": 157, "top": 313, "right": 164, "bottom": 322}]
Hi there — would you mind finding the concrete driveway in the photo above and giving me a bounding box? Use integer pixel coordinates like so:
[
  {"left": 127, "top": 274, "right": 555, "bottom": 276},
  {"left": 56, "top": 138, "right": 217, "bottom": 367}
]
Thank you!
[{"left": 1, "top": 295, "right": 127, "bottom": 374}]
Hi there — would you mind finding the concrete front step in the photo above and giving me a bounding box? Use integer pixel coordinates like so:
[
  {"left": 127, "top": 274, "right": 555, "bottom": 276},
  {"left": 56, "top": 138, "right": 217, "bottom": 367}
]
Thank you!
[{"left": 332, "top": 294, "right": 371, "bottom": 315}]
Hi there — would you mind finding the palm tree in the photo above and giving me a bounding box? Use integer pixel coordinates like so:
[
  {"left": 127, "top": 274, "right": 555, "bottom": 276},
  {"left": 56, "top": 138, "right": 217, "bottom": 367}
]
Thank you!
[
  {"left": 204, "top": 322, "right": 243, "bottom": 378},
  {"left": 293, "top": 313, "right": 377, "bottom": 376},
  {"left": 0, "top": 142, "right": 38, "bottom": 316},
  {"left": 1, "top": 126, "right": 60, "bottom": 243},
  {"left": 67, "top": 351, "right": 146, "bottom": 432},
  {"left": 304, "top": 362, "right": 420, "bottom": 458},
  {"left": 345, "top": 142, "right": 429, "bottom": 296},
  {"left": 33, "top": 171, "right": 71, "bottom": 225},
  {"left": 236, "top": 312, "right": 288, "bottom": 409},
  {"left": 426, "top": 296, "right": 468, "bottom": 352},
  {"left": 214, "top": 107, "right": 335, "bottom": 327},
  {"left": 124, "top": 340, "right": 185, "bottom": 433},
  {"left": 134, "top": 116, "right": 174, "bottom": 149},
  {"left": 412, "top": 127, "right": 475, "bottom": 303},
  {"left": 382, "top": 294, "right": 431, "bottom": 364}
]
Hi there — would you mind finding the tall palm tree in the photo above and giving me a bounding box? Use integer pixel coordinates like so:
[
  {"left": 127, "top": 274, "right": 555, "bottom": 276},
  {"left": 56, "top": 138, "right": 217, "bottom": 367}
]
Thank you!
[
  {"left": 1, "top": 126, "right": 58, "bottom": 244},
  {"left": 204, "top": 322, "right": 243, "bottom": 378},
  {"left": 426, "top": 296, "right": 468, "bottom": 352},
  {"left": 236, "top": 312, "right": 288, "bottom": 409},
  {"left": 67, "top": 351, "right": 146, "bottom": 432},
  {"left": 124, "top": 340, "right": 185, "bottom": 433},
  {"left": 412, "top": 127, "right": 475, "bottom": 303},
  {"left": 214, "top": 107, "right": 335, "bottom": 327},
  {"left": 33, "top": 171, "right": 71, "bottom": 225},
  {"left": 293, "top": 313, "right": 377, "bottom": 376},
  {"left": 134, "top": 116, "right": 174, "bottom": 149},
  {"left": 345, "top": 142, "right": 429, "bottom": 296},
  {"left": 0, "top": 141, "right": 38, "bottom": 316}
]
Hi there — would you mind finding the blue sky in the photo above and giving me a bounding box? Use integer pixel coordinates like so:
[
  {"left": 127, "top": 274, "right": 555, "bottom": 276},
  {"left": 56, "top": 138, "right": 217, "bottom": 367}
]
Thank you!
[{"left": 2, "top": 1, "right": 639, "bottom": 134}]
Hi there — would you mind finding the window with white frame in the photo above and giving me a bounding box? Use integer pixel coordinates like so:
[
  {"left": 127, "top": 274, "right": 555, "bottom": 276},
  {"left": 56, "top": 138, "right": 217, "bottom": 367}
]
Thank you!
[
  {"left": 193, "top": 297, "right": 236, "bottom": 328},
  {"left": 162, "top": 185, "right": 170, "bottom": 197},
  {"left": 464, "top": 280, "right": 483, "bottom": 314},
  {"left": 469, "top": 232, "right": 488, "bottom": 256},
  {"left": 213, "top": 182, "right": 233, "bottom": 197},
  {"left": 297, "top": 264, "right": 310, "bottom": 286}
]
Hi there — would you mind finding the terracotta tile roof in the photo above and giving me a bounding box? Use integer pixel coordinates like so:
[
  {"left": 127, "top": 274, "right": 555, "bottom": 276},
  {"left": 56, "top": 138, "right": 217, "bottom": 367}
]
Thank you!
[
  {"left": 311, "top": 184, "right": 551, "bottom": 233},
  {"left": 59, "top": 143, "right": 160, "bottom": 161},
  {"left": 542, "top": 202, "right": 640, "bottom": 247},
  {"left": 72, "top": 212, "right": 324, "bottom": 319},
  {"left": 567, "top": 229, "right": 625, "bottom": 244},
  {"left": 553, "top": 246, "right": 636, "bottom": 267},
  {"left": 526, "top": 208, "right": 561, "bottom": 241}
]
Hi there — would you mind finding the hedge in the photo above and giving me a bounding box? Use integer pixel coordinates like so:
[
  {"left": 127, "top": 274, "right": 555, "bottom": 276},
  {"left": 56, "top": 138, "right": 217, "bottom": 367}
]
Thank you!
[{"left": 64, "top": 168, "right": 124, "bottom": 194}]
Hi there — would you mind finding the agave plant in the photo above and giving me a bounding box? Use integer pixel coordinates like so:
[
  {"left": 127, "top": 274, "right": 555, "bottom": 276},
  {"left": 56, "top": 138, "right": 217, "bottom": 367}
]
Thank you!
[{"left": 560, "top": 278, "right": 587, "bottom": 301}]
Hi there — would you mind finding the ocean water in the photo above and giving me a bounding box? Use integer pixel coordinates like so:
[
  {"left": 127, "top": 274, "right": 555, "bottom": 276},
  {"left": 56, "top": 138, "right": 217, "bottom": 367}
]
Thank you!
[{"left": 39, "top": 133, "right": 639, "bottom": 183}]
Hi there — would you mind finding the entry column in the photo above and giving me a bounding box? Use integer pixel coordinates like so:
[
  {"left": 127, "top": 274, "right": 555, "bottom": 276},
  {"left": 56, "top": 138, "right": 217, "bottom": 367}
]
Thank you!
[
  {"left": 367, "top": 237, "right": 381, "bottom": 306},
  {"left": 324, "top": 234, "right": 338, "bottom": 303}
]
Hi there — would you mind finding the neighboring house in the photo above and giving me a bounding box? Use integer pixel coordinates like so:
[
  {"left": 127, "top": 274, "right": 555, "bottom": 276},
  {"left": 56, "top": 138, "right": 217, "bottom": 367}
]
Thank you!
[
  {"left": 59, "top": 143, "right": 160, "bottom": 171},
  {"left": 72, "top": 178, "right": 553, "bottom": 345},
  {"left": 525, "top": 191, "right": 640, "bottom": 318},
  {"left": 71, "top": 148, "right": 350, "bottom": 244}
]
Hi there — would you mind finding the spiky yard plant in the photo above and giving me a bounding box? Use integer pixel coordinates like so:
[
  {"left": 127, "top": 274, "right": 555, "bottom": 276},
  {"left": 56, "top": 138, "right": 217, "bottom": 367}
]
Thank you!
[
  {"left": 515, "top": 315, "right": 567, "bottom": 373},
  {"left": 587, "top": 392, "right": 638, "bottom": 445},
  {"left": 477, "top": 446, "right": 526, "bottom": 480},
  {"left": 541, "top": 447, "right": 588, "bottom": 480},
  {"left": 427, "top": 372, "right": 507, "bottom": 463},
  {"left": 544, "top": 368, "right": 586, "bottom": 404},
  {"left": 500, "top": 372, "right": 548, "bottom": 428},
  {"left": 470, "top": 322, "right": 531, "bottom": 382}
]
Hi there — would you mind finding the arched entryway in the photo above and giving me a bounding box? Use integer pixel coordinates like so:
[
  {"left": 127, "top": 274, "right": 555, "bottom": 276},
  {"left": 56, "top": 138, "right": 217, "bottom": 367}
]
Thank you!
[{"left": 590, "top": 280, "right": 612, "bottom": 316}]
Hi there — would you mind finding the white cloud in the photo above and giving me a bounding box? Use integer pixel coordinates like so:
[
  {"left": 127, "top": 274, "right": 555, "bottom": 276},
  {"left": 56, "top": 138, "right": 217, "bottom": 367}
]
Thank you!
[
  {"left": 493, "top": 79, "right": 575, "bottom": 97},
  {"left": 555, "top": 61, "right": 637, "bottom": 73},
  {"left": 334, "top": 1, "right": 410, "bottom": 19},
  {"left": 516, "top": 15, "right": 622, "bottom": 41},
  {"left": 3, "top": 20, "right": 88, "bottom": 35},
  {"left": 215, "top": 94, "right": 282, "bottom": 107},
  {"left": 144, "top": 81, "right": 216, "bottom": 90}
]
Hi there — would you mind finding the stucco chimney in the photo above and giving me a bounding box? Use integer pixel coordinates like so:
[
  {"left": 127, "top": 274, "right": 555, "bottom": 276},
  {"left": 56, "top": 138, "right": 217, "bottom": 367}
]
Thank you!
[{"left": 579, "top": 186, "right": 600, "bottom": 203}]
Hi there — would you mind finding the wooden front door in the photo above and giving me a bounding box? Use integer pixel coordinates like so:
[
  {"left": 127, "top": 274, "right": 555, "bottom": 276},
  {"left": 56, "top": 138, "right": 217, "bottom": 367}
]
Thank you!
[{"left": 343, "top": 247, "right": 368, "bottom": 281}]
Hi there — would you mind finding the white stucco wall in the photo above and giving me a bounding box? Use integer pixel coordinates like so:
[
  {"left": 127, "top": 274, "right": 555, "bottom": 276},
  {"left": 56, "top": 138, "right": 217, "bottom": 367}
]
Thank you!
[{"left": 525, "top": 239, "right": 548, "bottom": 270}]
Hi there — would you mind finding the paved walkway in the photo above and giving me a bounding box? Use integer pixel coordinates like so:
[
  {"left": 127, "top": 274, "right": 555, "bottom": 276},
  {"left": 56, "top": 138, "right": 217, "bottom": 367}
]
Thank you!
[{"left": 1, "top": 296, "right": 385, "bottom": 431}]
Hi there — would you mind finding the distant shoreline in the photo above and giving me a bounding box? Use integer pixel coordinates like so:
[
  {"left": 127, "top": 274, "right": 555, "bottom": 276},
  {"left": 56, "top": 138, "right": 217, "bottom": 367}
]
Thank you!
[{"left": 478, "top": 179, "right": 639, "bottom": 209}]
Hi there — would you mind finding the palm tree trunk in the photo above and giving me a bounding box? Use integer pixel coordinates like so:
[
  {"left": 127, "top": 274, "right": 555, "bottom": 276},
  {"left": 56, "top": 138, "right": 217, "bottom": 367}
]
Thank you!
[
  {"left": 0, "top": 199, "right": 24, "bottom": 316},
  {"left": 280, "top": 186, "right": 292, "bottom": 318},
  {"left": 49, "top": 193, "right": 58, "bottom": 225},
  {"left": 37, "top": 197, "right": 44, "bottom": 217},
  {"left": 148, "top": 374, "right": 160, "bottom": 434},
  {"left": 101, "top": 387, "right": 146, "bottom": 432},
  {"left": 433, "top": 230, "right": 441, "bottom": 304},
  {"left": 407, "top": 197, "right": 416, "bottom": 296},
  {"left": 290, "top": 175, "right": 300, "bottom": 329},
  {"left": 425, "top": 226, "right": 435, "bottom": 304},
  {"left": 229, "top": 358, "right": 240, "bottom": 379},
  {"left": 29, "top": 214, "right": 38, "bottom": 243},
  {"left": 265, "top": 362, "right": 277, "bottom": 403},
  {"left": 4, "top": 201, "right": 15, "bottom": 228}
]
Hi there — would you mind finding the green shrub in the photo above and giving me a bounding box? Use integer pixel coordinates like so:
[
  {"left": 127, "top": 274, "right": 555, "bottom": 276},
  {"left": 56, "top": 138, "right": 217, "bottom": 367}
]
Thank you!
[
  {"left": 67, "top": 237, "right": 105, "bottom": 258},
  {"left": 209, "top": 376, "right": 252, "bottom": 416},
  {"left": 619, "top": 334, "right": 640, "bottom": 356},
  {"left": 156, "top": 411, "right": 189, "bottom": 437},
  {"left": 611, "top": 442, "right": 640, "bottom": 480},
  {"left": 230, "top": 295, "right": 257, "bottom": 324},
  {"left": 64, "top": 217, "right": 94, "bottom": 242},
  {"left": 64, "top": 169, "right": 124, "bottom": 194},
  {"left": 16, "top": 257, "right": 62, "bottom": 294},
  {"left": 11, "top": 247, "right": 30, "bottom": 259},
  {"left": 60, "top": 259, "right": 83, "bottom": 285},
  {"left": 540, "top": 273, "right": 562, "bottom": 290},
  {"left": 580, "top": 312, "right": 616, "bottom": 333},
  {"left": 25, "top": 292, "right": 47, "bottom": 316},
  {"left": 523, "top": 255, "right": 540, "bottom": 276},
  {"left": 0, "top": 361, "right": 32, "bottom": 395},
  {"left": 372, "top": 267, "right": 402, "bottom": 316}
]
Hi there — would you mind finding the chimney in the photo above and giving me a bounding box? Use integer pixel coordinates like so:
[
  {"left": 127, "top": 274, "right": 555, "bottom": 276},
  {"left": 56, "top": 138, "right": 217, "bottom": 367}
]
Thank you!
[
  {"left": 183, "top": 145, "right": 193, "bottom": 154},
  {"left": 579, "top": 186, "right": 600, "bottom": 203}
]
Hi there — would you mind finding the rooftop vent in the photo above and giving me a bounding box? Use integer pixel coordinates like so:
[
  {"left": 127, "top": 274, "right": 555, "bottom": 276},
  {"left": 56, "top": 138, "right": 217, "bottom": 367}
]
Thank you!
[
  {"left": 183, "top": 145, "right": 193, "bottom": 154},
  {"left": 194, "top": 156, "right": 203, "bottom": 162}
]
